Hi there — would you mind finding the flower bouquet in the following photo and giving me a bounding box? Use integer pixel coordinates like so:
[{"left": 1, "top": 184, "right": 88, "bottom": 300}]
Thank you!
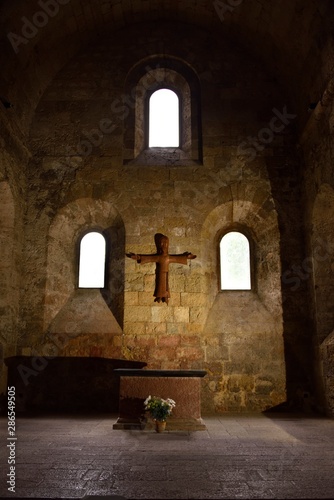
[{"left": 144, "top": 395, "right": 176, "bottom": 432}]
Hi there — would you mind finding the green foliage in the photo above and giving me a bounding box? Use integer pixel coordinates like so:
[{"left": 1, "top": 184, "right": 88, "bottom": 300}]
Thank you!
[{"left": 144, "top": 395, "right": 176, "bottom": 422}]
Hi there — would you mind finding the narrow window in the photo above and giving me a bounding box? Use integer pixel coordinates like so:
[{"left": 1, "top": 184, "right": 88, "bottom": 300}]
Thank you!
[
  {"left": 149, "top": 88, "right": 179, "bottom": 147},
  {"left": 220, "top": 232, "right": 251, "bottom": 290},
  {"left": 78, "top": 232, "right": 106, "bottom": 288}
]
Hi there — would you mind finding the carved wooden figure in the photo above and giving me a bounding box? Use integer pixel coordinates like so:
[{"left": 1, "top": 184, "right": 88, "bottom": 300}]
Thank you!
[{"left": 126, "top": 233, "right": 196, "bottom": 304}]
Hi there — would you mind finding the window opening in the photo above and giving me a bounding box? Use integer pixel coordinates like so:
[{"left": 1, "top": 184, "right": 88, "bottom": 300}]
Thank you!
[
  {"left": 220, "top": 231, "right": 251, "bottom": 290},
  {"left": 149, "top": 88, "right": 179, "bottom": 147},
  {"left": 78, "top": 232, "right": 106, "bottom": 288}
]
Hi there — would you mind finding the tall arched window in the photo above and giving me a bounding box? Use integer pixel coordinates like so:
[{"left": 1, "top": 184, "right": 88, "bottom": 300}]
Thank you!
[
  {"left": 220, "top": 231, "right": 251, "bottom": 290},
  {"left": 78, "top": 232, "right": 106, "bottom": 288},
  {"left": 149, "top": 88, "right": 179, "bottom": 147},
  {"left": 123, "top": 60, "right": 202, "bottom": 164}
]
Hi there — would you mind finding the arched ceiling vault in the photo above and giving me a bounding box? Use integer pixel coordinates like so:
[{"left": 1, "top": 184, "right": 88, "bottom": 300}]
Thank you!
[{"left": 0, "top": 0, "right": 333, "bottom": 135}]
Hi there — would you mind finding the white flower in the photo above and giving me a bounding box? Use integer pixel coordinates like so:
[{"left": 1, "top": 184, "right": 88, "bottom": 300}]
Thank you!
[
  {"left": 144, "top": 395, "right": 152, "bottom": 406},
  {"left": 166, "top": 398, "right": 176, "bottom": 408},
  {"left": 143, "top": 395, "right": 176, "bottom": 420}
]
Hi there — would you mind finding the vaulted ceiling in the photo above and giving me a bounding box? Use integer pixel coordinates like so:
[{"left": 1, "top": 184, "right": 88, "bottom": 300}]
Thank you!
[{"left": 1, "top": 0, "right": 333, "bottom": 134}]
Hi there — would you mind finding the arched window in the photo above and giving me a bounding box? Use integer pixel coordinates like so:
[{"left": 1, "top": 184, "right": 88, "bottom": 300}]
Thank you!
[
  {"left": 123, "top": 59, "right": 202, "bottom": 165},
  {"left": 78, "top": 232, "right": 106, "bottom": 288},
  {"left": 149, "top": 88, "right": 179, "bottom": 147},
  {"left": 220, "top": 231, "right": 251, "bottom": 290}
]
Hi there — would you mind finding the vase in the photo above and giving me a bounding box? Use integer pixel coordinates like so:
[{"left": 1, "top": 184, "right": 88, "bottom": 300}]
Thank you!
[{"left": 155, "top": 420, "right": 166, "bottom": 433}]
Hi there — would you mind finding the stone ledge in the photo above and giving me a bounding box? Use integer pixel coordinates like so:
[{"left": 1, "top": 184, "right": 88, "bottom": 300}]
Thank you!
[
  {"left": 113, "top": 417, "right": 207, "bottom": 431},
  {"left": 113, "top": 417, "right": 146, "bottom": 430},
  {"left": 146, "top": 417, "right": 207, "bottom": 431},
  {"left": 114, "top": 368, "right": 207, "bottom": 377}
]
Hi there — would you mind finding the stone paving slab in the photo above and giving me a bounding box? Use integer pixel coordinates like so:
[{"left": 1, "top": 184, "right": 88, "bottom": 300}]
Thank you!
[{"left": 1, "top": 413, "right": 334, "bottom": 499}]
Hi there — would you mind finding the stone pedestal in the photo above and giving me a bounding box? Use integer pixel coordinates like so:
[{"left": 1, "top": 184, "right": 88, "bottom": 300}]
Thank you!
[{"left": 113, "top": 369, "right": 207, "bottom": 431}]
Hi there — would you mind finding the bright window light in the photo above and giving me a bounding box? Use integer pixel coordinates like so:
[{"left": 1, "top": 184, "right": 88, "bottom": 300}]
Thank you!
[
  {"left": 220, "top": 232, "right": 251, "bottom": 290},
  {"left": 149, "top": 88, "right": 179, "bottom": 147},
  {"left": 78, "top": 232, "right": 106, "bottom": 288}
]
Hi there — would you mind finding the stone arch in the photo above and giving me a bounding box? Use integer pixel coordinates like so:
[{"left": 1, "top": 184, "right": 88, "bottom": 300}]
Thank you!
[
  {"left": 200, "top": 184, "right": 286, "bottom": 412},
  {"left": 123, "top": 55, "right": 202, "bottom": 164},
  {"left": 42, "top": 198, "right": 125, "bottom": 358},
  {"left": 202, "top": 184, "right": 282, "bottom": 314}
]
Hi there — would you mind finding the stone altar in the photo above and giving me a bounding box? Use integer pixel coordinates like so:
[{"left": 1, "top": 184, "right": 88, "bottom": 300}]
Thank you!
[{"left": 113, "top": 368, "right": 207, "bottom": 430}]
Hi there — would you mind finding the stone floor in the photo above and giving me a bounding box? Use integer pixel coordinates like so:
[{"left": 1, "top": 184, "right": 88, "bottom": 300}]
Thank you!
[{"left": 1, "top": 413, "right": 334, "bottom": 499}]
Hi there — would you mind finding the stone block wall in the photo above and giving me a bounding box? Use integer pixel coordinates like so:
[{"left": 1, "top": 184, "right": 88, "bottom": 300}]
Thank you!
[
  {"left": 0, "top": 21, "right": 311, "bottom": 413},
  {"left": 0, "top": 113, "right": 28, "bottom": 392},
  {"left": 300, "top": 90, "right": 334, "bottom": 415}
]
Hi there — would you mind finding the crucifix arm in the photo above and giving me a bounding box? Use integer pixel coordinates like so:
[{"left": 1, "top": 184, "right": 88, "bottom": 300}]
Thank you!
[
  {"left": 182, "top": 252, "right": 196, "bottom": 259},
  {"left": 126, "top": 252, "right": 158, "bottom": 264},
  {"left": 126, "top": 252, "right": 139, "bottom": 262},
  {"left": 169, "top": 252, "right": 197, "bottom": 264}
]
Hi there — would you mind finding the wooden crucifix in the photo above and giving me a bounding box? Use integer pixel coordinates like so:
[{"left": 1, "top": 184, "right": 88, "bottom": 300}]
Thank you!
[{"left": 126, "top": 233, "right": 196, "bottom": 305}]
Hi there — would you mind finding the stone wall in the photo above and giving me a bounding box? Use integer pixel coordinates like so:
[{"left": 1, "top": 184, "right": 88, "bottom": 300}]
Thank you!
[
  {"left": 0, "top": 107, "right": 29, "bottom": 392},
  {"left": 300, "top": 84, "right": 334, "bottom": 415},
  {"left": 6, "top": 21, "right": 310, "bottom": 413}
]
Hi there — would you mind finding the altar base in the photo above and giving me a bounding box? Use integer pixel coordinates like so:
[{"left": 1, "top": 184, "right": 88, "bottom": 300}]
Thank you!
[{"left": 112, "top": 369, "right": 207, "bottom": 431}]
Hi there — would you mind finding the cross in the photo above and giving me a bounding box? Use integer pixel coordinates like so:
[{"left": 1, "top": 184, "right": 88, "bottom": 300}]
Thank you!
[{"left": 126, "top": 233, "right": 196, "bottom": 305}]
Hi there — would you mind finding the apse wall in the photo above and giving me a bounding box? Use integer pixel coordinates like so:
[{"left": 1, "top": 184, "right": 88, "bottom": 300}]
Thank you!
[{"left": 20, "top": 21, "right": 306, "bottom": 412}]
